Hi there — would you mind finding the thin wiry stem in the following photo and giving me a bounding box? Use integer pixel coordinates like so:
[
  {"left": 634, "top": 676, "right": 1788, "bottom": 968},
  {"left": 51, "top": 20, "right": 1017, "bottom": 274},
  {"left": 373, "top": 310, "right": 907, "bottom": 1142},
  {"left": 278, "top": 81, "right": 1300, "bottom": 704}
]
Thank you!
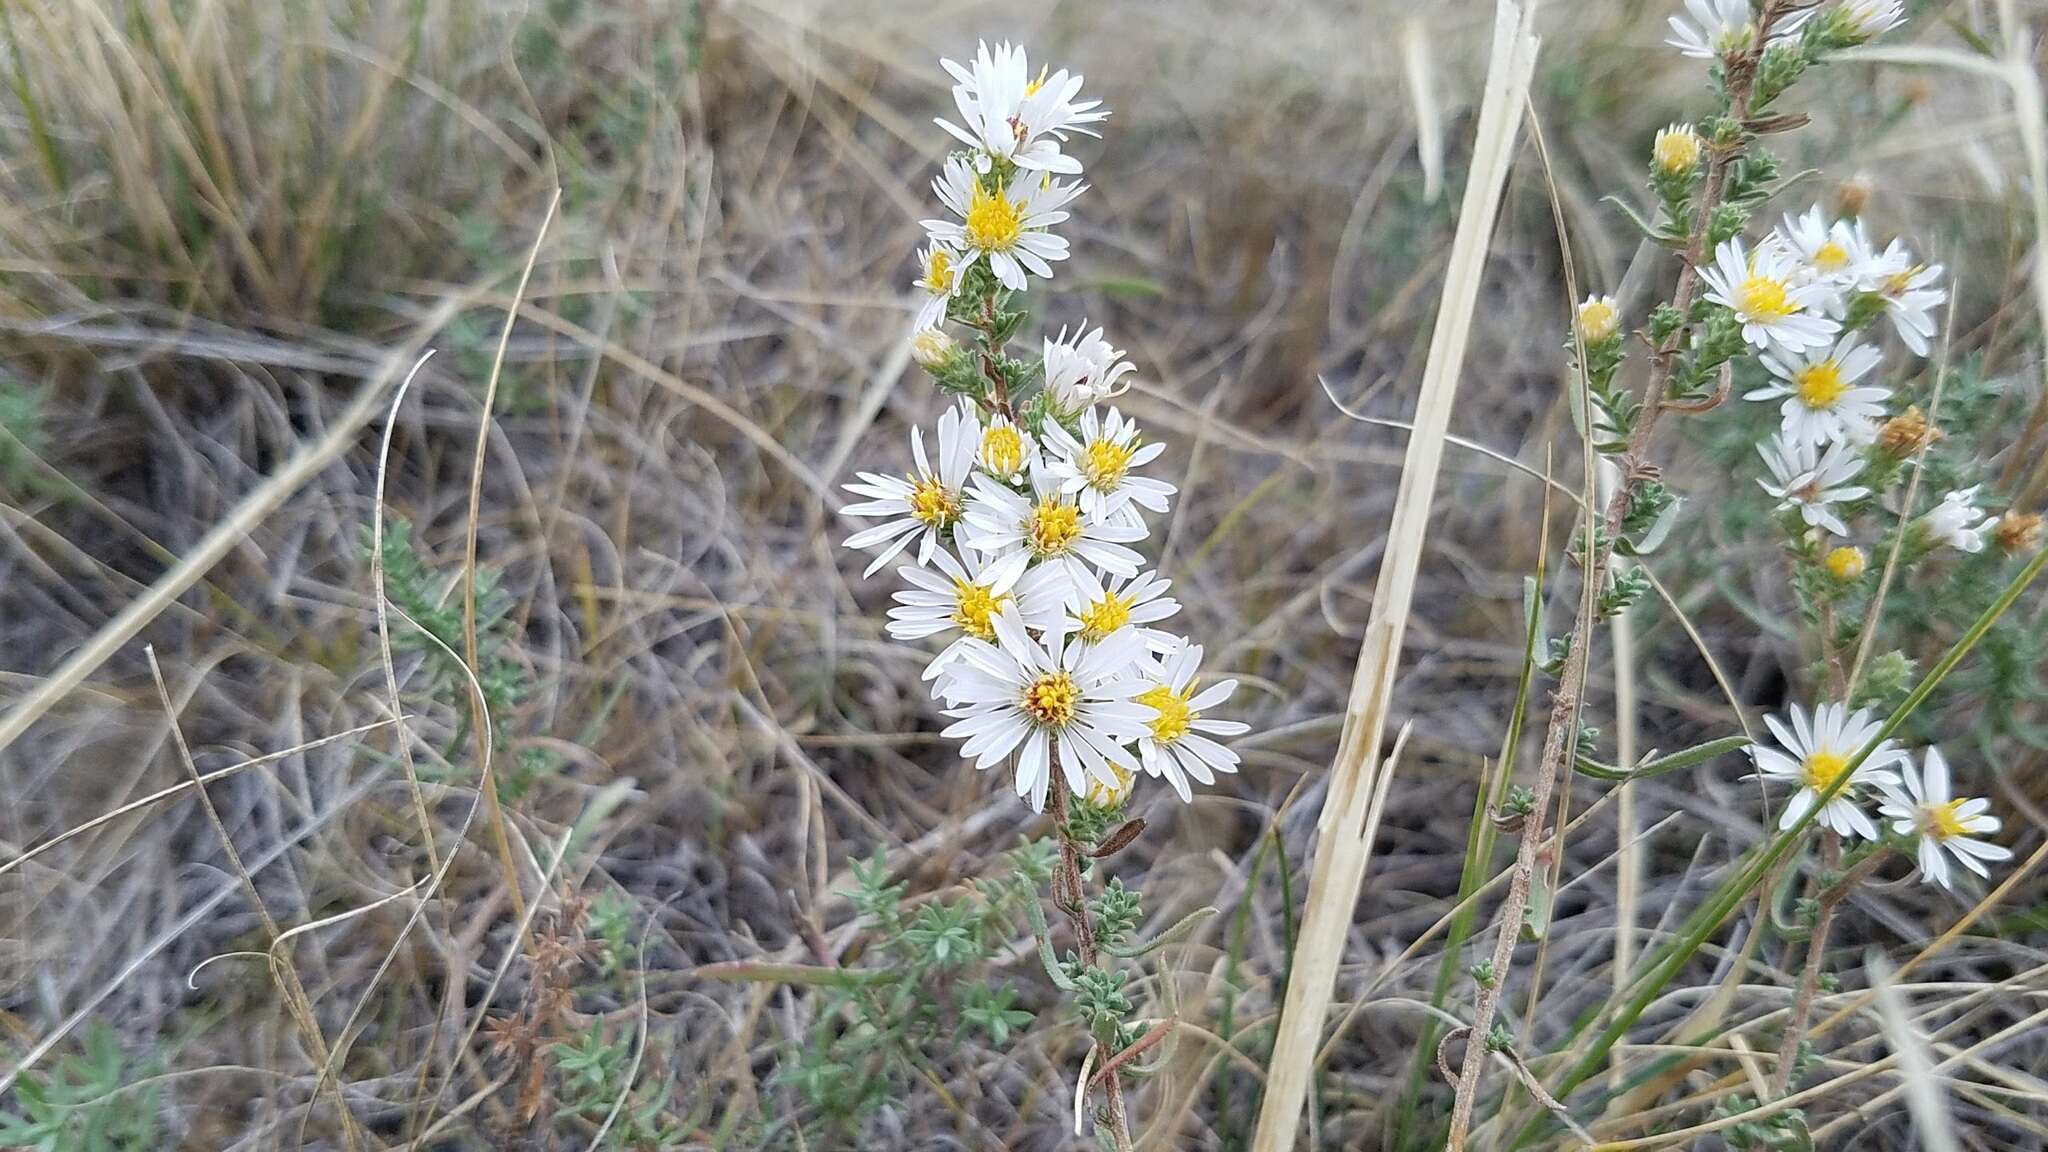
[
  {"left": 1442, "top": 7, "right": 1788, "bottom": 1144},
  {"left": 1047, "top": 761, "right": 1136, "bottom": 1152}
]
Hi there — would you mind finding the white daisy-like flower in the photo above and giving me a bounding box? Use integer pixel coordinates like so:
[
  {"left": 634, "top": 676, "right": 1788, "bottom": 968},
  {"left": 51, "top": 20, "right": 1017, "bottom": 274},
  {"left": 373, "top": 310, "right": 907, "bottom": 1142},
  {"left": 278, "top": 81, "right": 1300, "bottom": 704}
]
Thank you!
[
  {"left": 1918, "top": 486, "right": 1989, "bottom": 553},
  {"left": 1041, "top": 322, "right": 1135, "bottom": 412},
  {"left": 1133, "top": 642, "right": 1247, "bottom": 802},
  {"left": 940, "top": 604, "right": 1150, "bottom": 811},
  {"left": 1043, "top": 406, "right": 1175, "bottom": 523},
  {"left": 960, "top": 458, "right": 1147, "bottom": 583},
  {"left": 1749, "top": 701, "right": 1907, "bottom": 840},
  {"left": 842, "top": 405, "right": 978, "bottom": 576},
  {"left": 936, "top": 41, "right": 1107, "bottom": 175},
  {"left": 1666, "top": 0, "right": 1755, "bottom": 58},
  {"left": 1699, "top": 237, "right": 1841, "bottom": 354},
  {"left": 924, "top": 157, "right": 1085, "bottom": 291},
  {"left": 1757, "top": 433, "right": 1870, "bottom": 536},
  {"left": 973, "top": 410, "right": 1037, "bottom": 482},
  {"left": 886, "top": 546, "right": 1036, "bottom": 683},
  {"left": 1775, "top": 205, "right": 1880, "bottom": 297},
  {"left": 1021, "top": 564, "right": 1183, "bottom": 653},
  {"left": 1835, "top": 0, "right": 1906, "bottom": 41},
  {"left": 913, "top": 241, "right": 963, "bottom": 330},
  {"left": 1747, "top": 335, "right": 1889, "bottom": 446},
  {"left": 1862, "top": 243, "right": 1947, "bottom": 357},
  {"left": 1666, "top": 0, "right": 1805, "bottom": 58},
  {"left": 1878, "top": 747, "right": 2010, "bottom": 890}
]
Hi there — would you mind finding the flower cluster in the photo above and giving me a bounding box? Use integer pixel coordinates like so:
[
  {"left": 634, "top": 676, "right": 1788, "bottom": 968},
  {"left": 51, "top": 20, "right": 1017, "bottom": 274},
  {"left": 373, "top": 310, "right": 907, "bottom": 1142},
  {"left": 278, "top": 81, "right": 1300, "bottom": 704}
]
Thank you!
[
  {"left": 1569, "top": 1, "right": 2024, "bottom": 893},
  {"left": 1749, "top": 704, "right": 2009, "bottom": 890},
  {"left": 846, "top": 42, "right": 1244, "bottom": 814}
]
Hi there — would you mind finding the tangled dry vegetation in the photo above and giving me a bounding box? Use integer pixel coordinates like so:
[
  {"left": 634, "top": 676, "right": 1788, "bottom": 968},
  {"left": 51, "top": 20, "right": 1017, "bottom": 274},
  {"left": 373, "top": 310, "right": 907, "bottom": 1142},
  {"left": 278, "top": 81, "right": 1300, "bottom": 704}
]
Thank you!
[{"left": 2, "top": 0, "right": 2046, "bottom": 1149}]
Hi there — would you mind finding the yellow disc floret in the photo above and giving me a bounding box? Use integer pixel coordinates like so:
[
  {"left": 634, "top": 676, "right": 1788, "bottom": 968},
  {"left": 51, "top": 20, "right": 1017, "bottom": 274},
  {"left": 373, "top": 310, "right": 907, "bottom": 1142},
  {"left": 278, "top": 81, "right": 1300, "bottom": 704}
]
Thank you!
[
  {"left": 1028, "top": 498, "right": 1082, "bottom": 555},
  {"left": 1794, "top": 359, "right": 1847, "bottom": 409},
  {"left": 1081, "top": 437, "right": 1137, "bottom": 491},
  {"left": 907, "top": 475, "right": 960, "bottom": 526},
  {"left": 923, "top": 247, "right": 956, "bottom": 296},
  {"left": 1812, "top": 240, "right": 1849, "bottom": 272},
  {"left": 1076, "top": 590, "right": 1133, "bottom": 642},
  {"left": 1737, "top": 273, "right": 1796, "bottom": 321},
  {"left": 965, "top": 182, "right": 1024, "bottom": 253},
  {"left": 1022, "top": 671, "right": 1079, "bottom": 728},
  {"left": 951, "top": 581, "right": 1006, "bottom": 640},
  {"left": 1923, "top": 798, "right": 1972, "bottom": 841},
  {"left": 1136, "top": 684, "right": 1195, "bottom": 744},
  {"left": 981, "top": 424, "right": 1026, "bottom": 476},
  {"left": 1801, "top": 750, "right": 1853, "bottom": 793}
]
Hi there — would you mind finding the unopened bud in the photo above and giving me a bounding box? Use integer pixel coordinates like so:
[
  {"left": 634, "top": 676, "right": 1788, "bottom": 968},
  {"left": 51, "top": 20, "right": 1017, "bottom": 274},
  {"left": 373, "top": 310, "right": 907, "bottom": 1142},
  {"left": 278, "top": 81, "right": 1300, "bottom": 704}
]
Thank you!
[
  {"left": 1825, "top": 545, "right": 1867, "bottom": 581},
  {"left": 910, "top": 326, "right": 956, "bottom": 369},
  {"left": 1653, "top": 123, "right": 1702, "bottom": 175},
  {"left": 1576, "top": 294, "right": 1620, "bottom": 345}
]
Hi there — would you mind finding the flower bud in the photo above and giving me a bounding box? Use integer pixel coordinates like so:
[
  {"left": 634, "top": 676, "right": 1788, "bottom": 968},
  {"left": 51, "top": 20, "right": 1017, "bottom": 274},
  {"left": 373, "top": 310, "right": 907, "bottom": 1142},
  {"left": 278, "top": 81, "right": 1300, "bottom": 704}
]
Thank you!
[
  {"left": 1876, "top": 406, "right": 1941, "bottom": 457},
  {"left": 1994, "top": 511, "right": 2043, "bottom": 557},
  {"left": 1575, "top": 294, "right": 1620, "bottom": 345},
  {"left": 1653, "top": 123, "right": 1702, "bottom": 175},
  {"left": 910, "top": 326, "right": 957, "bottom": 370},
  {"left": 1824, "top": 545, "right": 1867, "bottom": 581}
]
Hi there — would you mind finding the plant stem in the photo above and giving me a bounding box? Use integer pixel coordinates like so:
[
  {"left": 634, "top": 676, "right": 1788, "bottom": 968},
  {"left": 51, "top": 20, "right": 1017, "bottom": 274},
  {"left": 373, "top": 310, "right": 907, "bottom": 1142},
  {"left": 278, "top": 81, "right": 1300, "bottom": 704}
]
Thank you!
[
  {"left": 1768, "top": 836, "right": 1889, "bottom": 1097},
  {"left": 1048, "top": 761, "right": 1136, "bottom": 1152},
  {"left": 1441, "top": 10, "right": 1785, "bottom": 1146}
]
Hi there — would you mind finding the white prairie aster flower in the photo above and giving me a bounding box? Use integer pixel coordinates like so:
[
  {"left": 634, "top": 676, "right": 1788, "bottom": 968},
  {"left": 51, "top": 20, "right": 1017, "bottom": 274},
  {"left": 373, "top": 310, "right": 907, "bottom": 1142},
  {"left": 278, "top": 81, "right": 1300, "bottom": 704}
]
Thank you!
[
  {"left": 913, "top": 241, "right": 963, "bottom": 330},
  {"left": 1835, "top": 0, "right": 1906, "bottom": 41},
  {"left": 1699, "top": 237, "right": 1840, "bottom": 354},
  {"left": 940, "top": 604, "right": 1150, "bottom": 811},
  {"left": 1043, "top": 406, "right": 1175, "bottom": 522},
  {"left": 936, "top": 41, "right": 1105, "bottom": 174},
  {"left": 1750, "top": 702, "right": 1906, "bottom": 839},
  {"left": 961, "top": 459, "right": 1146, "bottom": 583},
  {"left": 1864, "top": 245, "right": 1946, "bottom": 357},
  {"left": 1748, "top": 335, "right": 1888, "bottom": 446},
  {"left": 924, "top": 157, "right": 1084, "bottom": 291},
  {"left": 1757, "top": 433, "right": 1869, "bottom": 536},
  {"left": 1022, "top": 565, "right": 1182, "bottom": 653},
  {"left": 842, "top": 405, "right": 977, "bottom": 576},
  {"left": 1776, "top": 205, "right": 1879, "bottom": 296},
  {"left": 886, "top": 546, "right": 1036, "bottom": 683},
  {"left": 1134, "top": 642, "right": 1247, "bottom": 802},
  {"left": 1918, "top": 486, "right": 1989, "bottom": 553},
  {"left": 1878, "top": 747, "right": 2010, "bottom": 890},
  {"left": 974, "top": 411, "right": 1037, "bottom": 482},
  {"left": 1666, "top": 0, "right": 1755, "bottom": 58},
  {"left": 1041, "top": 322, "right": 1135, "bottom": 412}
]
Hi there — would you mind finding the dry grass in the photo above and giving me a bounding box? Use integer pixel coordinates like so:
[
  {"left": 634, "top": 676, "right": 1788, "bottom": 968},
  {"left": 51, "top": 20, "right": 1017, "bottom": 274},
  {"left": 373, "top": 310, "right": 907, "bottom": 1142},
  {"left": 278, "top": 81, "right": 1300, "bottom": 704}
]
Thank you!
[{"left": 1, "top": 0, "right": 2045, "bottom": 1149}]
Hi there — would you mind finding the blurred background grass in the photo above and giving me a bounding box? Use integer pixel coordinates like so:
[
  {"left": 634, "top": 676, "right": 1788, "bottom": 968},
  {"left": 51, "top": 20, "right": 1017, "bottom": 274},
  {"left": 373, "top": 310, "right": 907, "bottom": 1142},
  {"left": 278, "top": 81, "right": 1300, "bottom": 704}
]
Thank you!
[{"left": 1, "top": 0, "right": 2044, "bottom": 1147}]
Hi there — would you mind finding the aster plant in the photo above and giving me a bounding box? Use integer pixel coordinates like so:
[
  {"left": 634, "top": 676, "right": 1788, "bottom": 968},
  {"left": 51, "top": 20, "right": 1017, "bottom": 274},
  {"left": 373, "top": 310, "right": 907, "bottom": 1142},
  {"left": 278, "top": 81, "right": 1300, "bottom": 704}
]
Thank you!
[{"left": 840, "top": 40, "right": 1244, "bottom": 1150}]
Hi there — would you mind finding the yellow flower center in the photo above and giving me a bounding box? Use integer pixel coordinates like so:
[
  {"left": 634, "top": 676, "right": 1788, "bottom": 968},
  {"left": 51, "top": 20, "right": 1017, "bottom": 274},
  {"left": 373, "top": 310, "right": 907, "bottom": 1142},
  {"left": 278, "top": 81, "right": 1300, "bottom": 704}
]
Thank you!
[
  {"left": 1737, "top": 273, "right": 1796, "bottom": 321},
  {"left": 965, "top": 182, "right": 1024, "bottom": 253},
  {"left": 1024, "top": 64, "right": 1049, "bottom": 98},
  {"left": 1882, "top": 265, "right": 1922, "bottom": 297},
  {"left": 951, "top": 581, "right": 1007, "bottom": 640},
  {"left": 1576, "top": 299, "right": 1619, "bottom": 343},
  {"left": 1794, "top": 360, "right": 1848, "bottom": 409},
  {"left": 923, "top": 248, "right": 955, "bottom": 295},
  {"left": 1922, "top": 798, "right": 1972, "bottom": 842},
  {"left": 1085, "top": 762, "right": 1135, "bottom": 807},
  {"left": 1028, "top": 498, "right": 1082, "bottom": 555},
  {"left": 981, "top": 424, "right": 1025, "bottom": 475},
  {"left": 1801, "top": 750, "right": 1853, "bottom": 793},
  {"left": 1077, "top": 590, "right": 1133, "bottom": 642},
  {"left": 1081, "top": 437, "right": 1137, "bottom": 491},
  {"left": 1022, "top": 671, "right": 1079, "bottom": 727},
  {"left": 1825, "top": 546, "right": 1867, "bottom": 581},
  {"left": 907, "top": 476, "right": 960, "bottom": 527},
  {"left": 1654, "top": 129, "right": 1700, "bottom": 173},
  {"left": 1136, "top": 684, "right": 1196, "bottom": 744},
  {"left": 1812, "top": 241, "right": 1849, "bottom": 271}
]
